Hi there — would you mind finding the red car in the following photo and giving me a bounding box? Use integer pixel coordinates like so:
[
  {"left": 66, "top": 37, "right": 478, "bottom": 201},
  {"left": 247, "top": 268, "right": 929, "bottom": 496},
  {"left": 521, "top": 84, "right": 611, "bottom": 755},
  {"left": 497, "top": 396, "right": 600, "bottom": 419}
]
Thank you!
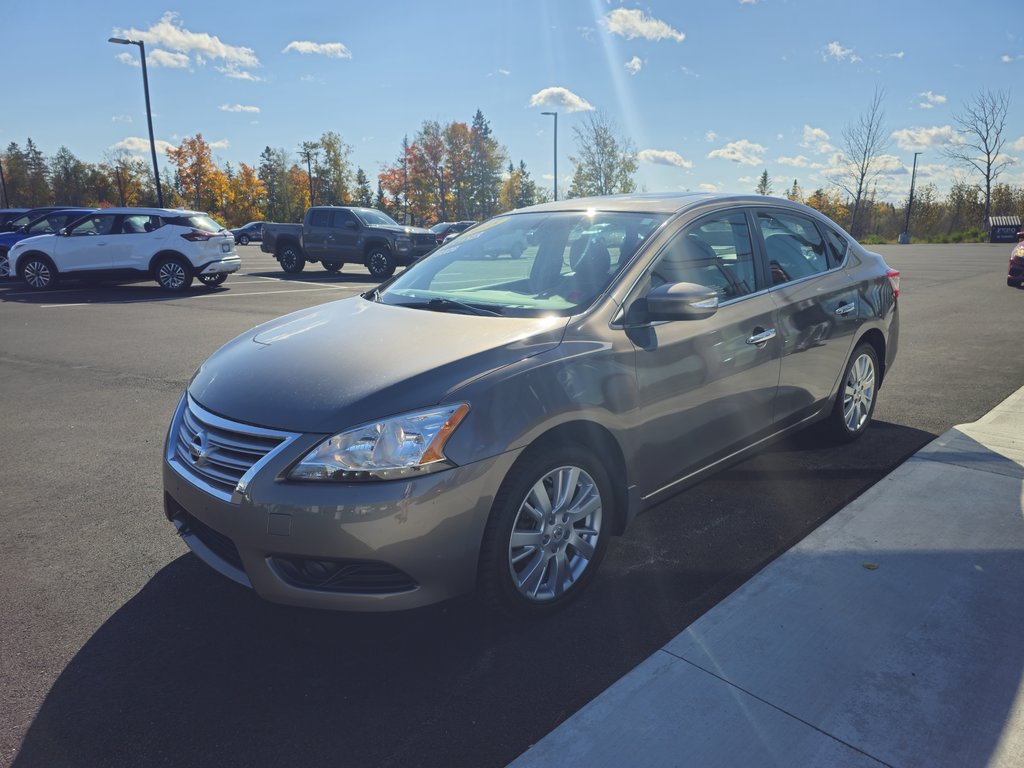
[{"left": 1009, "top": 231, "right": 1024, "bottom": 288}]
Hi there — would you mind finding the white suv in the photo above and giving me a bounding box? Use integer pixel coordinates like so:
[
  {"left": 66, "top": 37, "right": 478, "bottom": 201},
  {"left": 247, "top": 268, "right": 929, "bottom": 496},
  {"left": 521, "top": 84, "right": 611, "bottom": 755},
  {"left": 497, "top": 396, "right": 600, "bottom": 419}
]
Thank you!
[{"left": 8, "top": 208, "right": 241, "bottom": 291}]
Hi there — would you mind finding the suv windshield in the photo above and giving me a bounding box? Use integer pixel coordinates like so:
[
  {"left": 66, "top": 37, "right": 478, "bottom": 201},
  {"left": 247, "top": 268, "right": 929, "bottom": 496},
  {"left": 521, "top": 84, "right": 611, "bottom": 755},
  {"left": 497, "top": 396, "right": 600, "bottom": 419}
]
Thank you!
[
  {"left": 378, "top": 210, "right": 666, "bottom": 317},
  {"left": 354, "top": 209, "right": 400, "bottom": 228}
]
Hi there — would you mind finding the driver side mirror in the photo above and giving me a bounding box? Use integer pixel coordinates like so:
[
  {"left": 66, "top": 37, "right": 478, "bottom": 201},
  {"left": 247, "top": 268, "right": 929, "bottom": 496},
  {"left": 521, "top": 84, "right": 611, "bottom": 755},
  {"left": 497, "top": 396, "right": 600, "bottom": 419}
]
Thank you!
[
  {"left": 644, "top": 282, "right": 719, "bottom": 321},
  {"left": 58, "top": 227, "right": 69, "bottom": 236}
]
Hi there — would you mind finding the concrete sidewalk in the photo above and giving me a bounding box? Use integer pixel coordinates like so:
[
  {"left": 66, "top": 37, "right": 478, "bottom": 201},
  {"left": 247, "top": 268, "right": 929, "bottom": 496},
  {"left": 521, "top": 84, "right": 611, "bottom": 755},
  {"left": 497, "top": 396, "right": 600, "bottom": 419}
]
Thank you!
[{"left": 511, "top": 387, "right": 1024, "bottom": 768}]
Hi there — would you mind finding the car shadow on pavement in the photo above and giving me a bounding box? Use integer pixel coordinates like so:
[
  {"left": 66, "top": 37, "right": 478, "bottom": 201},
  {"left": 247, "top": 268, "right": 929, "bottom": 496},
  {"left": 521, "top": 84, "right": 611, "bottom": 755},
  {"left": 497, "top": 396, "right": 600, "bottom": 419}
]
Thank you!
[
  {"left": 0, "top": 282, "right": 230, "bottom": 305},
  {"left": 11, "top": 421, "right": 948, "bottom": 768}
]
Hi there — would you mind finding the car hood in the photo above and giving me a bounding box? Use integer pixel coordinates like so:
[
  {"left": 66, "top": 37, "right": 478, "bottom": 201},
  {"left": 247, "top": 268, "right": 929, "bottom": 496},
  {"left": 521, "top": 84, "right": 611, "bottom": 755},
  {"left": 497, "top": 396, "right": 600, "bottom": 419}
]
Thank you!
[
  {"left": 368, "top": 224, "right": 433, "bottom": 236},
  {"left": 188, "top": 296, "right": 567, "bottom": 433},
  {"left": 8, "top": 233, "right": 56, "bottom": 251}
]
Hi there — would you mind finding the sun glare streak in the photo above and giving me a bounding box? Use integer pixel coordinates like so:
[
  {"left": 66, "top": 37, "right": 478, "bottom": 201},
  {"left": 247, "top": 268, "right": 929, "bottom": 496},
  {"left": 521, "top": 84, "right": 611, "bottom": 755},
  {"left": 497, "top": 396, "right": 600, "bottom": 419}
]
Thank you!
[{"left": 589, "top": 0, "right": 646, "bottom": 151}]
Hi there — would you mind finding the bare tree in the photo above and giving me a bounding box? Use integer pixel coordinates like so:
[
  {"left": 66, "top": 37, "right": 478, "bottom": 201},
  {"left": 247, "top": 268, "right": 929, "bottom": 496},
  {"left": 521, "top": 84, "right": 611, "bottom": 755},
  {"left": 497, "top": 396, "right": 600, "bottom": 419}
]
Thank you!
[
  {"left": 567, "top": 112, "right": 638, "bottom": 198},
  {"left": 830, "top": 88, "right": 890, "bottom": 238},
  {"left": 944, "top": 89, "right": 1012, "bottom": 225}
]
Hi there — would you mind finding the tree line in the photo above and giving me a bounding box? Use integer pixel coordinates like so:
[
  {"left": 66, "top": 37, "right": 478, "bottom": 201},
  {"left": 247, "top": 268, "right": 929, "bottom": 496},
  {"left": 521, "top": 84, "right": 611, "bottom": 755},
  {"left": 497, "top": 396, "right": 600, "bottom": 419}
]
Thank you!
[{"left": 1, "top": 90, "right": 1018, "bottom": 241}]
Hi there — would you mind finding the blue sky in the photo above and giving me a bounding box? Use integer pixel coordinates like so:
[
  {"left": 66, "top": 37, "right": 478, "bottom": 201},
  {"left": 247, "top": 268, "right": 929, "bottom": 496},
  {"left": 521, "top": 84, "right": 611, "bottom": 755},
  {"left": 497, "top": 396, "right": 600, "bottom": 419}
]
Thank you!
[{"left": 4, "top": 0, "right": 1023, "bottom": 203}]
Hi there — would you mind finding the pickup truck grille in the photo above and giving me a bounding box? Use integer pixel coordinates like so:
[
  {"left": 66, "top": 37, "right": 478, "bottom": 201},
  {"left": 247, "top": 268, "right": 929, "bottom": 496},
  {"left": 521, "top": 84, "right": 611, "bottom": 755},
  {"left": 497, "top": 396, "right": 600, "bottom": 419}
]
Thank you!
[{"left": 168, "top": 395, "right": 299, "bottom": 502}]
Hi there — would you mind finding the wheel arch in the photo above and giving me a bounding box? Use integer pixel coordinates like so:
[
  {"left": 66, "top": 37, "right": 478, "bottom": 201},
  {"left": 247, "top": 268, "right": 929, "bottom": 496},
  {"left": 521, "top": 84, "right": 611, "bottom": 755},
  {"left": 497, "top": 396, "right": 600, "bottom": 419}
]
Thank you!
[
  {"left": 502, "top": 420, "right": 630, "bottom": 536},
  {"left": 856, "top": 328, "right": 887, "bottom": 386},
  {"left": 148, "top": 250, "right": 190, "bottom": 275},
  {"left": 363, "top": 239, "right": 392, "bottom": 257},
  {"left": 17, "top": 250, "right": 57, "bottom": 275},
  {"left": 275, "top": 237, "right": 303, "bottom": 257}
]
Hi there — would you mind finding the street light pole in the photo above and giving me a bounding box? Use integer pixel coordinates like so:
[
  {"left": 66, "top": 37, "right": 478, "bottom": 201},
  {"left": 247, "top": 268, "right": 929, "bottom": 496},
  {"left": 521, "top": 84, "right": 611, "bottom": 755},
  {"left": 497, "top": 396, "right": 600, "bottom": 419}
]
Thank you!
[
  {"left": 900, "top": 151, "right": 922, "bottom": 244},
  {"left": 541, "top": 111, "right": 558, "bottom": 201},
  {"left": 109, "top": 37, "right": 164, "bottom": 207}
]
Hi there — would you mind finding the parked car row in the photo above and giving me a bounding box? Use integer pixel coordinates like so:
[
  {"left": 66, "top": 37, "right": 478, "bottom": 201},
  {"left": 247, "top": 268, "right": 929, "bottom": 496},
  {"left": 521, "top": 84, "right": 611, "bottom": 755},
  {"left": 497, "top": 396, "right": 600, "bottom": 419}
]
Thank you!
[{"left": 5, "top": 207, "right": 240, "bottom": 291}]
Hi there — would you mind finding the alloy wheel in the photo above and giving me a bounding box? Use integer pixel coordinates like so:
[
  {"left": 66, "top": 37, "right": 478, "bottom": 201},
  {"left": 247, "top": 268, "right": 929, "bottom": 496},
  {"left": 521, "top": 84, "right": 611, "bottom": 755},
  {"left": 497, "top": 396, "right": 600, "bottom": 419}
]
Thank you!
[
  {"left": 507, "top": 465, "right": 603, "bottom": 602},
  {"left": 24, "top": 259, "right": 53, "bottom": 289},
  {"left": 842, "top": 352, "right": 876, "bottom": 433},
  {"left": 158, "top": 260, "right": 187, "bottom": 290}
]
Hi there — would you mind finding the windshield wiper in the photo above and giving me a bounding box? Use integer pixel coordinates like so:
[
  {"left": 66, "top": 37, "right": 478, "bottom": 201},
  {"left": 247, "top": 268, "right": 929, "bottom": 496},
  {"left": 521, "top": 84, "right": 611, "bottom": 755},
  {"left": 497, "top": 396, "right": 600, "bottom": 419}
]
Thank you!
[{"left": 394, "top": 297, "right": 504, "bottom": 316}]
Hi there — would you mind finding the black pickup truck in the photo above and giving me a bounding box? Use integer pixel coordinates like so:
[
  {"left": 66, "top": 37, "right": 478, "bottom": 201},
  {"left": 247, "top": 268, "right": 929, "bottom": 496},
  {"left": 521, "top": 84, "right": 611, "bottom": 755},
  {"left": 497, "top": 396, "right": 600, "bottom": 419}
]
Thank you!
[{"left": 261, "top": 206, "right": 437, "bottom": 279}]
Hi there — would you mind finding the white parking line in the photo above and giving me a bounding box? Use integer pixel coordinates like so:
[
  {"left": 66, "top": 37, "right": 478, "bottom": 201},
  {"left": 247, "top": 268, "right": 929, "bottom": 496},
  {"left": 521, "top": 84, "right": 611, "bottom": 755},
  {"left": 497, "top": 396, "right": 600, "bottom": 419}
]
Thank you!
[{"left": 35, "top": 285, "right": 352, "bottom": 308}]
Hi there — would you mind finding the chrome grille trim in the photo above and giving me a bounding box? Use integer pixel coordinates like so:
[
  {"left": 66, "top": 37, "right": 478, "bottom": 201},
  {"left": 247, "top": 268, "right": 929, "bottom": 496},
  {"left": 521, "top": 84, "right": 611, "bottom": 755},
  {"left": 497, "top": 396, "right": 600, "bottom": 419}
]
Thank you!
[{"left": 166, "top": 393, "right": 301, "bottom": 503}]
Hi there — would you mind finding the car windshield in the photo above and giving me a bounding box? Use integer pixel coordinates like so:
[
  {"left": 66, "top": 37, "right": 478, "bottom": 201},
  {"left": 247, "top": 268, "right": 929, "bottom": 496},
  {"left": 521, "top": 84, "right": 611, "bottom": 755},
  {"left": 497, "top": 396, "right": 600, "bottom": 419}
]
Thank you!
[
  {"left": 429, "top": 223, "right": 450, "bottom": 233},
  {"left": 354, "top": 209, "right": 400, "bottom": 228},
  {"left": 378, "top": 210, "right": 667, "bottom": 317}
]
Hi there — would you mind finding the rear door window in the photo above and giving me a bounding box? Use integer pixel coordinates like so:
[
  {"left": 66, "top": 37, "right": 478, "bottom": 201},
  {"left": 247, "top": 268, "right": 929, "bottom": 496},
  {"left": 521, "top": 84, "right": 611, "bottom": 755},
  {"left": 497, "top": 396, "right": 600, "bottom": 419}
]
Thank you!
[{"left": 755, "top": 211, "right": 829, "bottom": 286}]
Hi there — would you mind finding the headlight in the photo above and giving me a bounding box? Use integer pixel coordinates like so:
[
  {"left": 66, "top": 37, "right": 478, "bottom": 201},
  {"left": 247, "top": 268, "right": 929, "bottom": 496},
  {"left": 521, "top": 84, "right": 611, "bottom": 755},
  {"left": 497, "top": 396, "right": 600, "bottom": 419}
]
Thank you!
[{"left": 288, "top": 403, "right": 470, "bottom": 481}]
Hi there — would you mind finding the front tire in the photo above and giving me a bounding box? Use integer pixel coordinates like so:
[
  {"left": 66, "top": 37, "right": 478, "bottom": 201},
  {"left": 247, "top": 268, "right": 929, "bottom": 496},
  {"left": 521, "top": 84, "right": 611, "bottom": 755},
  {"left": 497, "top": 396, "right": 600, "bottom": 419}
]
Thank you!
[
  {"left": 322, "top": 260, "right": 342, "bottom": 273},
  {"left": 825, "top": 343, "right": 879, "bottom": 442},
  {"left": 278, "top": 244, "right": 305, "bottom": 274},
  {"left": 1008, "top": 277, "right": 1022, "bottom": 288},
  {"left": 199, "top": 273, "right": 227, "bottom": 287},
  {"left": 366, "top": 246, "right": 396, "bottom": 280},
  {"left": 155, "top": 256, "right": 193, "bottom": 292},
  {"left": 0, "top": 248, "right": 10, "bottom": 279},
  {"left": 238, "top": 234, "right": 250, "bottom": 246},
  {"left": 20, "top": 254, "right": 58, "bottom": 290},
  {"left": 478, "top": 446, "right": 612, "bottom": 616}
]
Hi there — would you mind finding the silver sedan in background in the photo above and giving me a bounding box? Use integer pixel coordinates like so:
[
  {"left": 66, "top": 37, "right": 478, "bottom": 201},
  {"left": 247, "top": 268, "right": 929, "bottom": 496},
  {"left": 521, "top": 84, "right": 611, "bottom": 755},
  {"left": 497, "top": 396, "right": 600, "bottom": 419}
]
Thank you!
[{"left": 163, "top": 193, "right": 899, "bottom": 615}]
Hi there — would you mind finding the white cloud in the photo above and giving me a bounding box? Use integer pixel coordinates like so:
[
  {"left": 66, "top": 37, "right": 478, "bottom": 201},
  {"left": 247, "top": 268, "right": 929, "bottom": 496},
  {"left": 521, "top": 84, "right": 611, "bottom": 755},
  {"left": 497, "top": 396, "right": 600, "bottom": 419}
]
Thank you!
[
  {"left": 919, "top": 91, "right": 946, "bottom": 110},
  {"left": 625, "top": 56, "right": 643, "bottom": 75},
  {"left": 111, "top": 114, "right": 133, "bottom": 123},
  {"left": 1008, "top": 137, "right": 1024, "bottom": 152},
  {"left": 602, "top": 9, "right": 684, "bottom": 42},
  {"left": 680, "top": 66, "right": 700, "bottom": 78},
  {"left": 704, "top": 130, "right": 718, "bottom": 142},
  {"left": 891, "top": 125, "right": 958, "bottom": 151},
  {"left": 638, "top": 149, "right": 693, "bottom": 169},
  {"left": 699, "top": 183, "right": 720, "bottom": 193},
  {"left": 739, "top": 0, "right": 760, "bottom": 4},
  {"left": 777, "top": 155, "right": 813, "bottom": 168},
  {"left": 209, "top": 139, "right": 230, "bottom": 150},
  {"left": 800, "top": 125, "right": 835, "bottom": 155},
  {"left": 529, "top": 86, "right": 594, "bottom": 112},
  {"left": 111, "top": 136, "right": 174, "bottom": 156},
  {"left": 218, "top": 66, "right": 262, "bottom": 81},
  {"left": 874, "top": 154, "right": 908, "bottom": 175},
  {"left": 148, "top": 49, "right": 191, "bottom": 68},
  {"left": 1001, "top": 54, "right": 1024, "bottom": 63},
  {"left": 498, "top": 68, "right": 511, "bottom": 76},
  {"left": 282, "top": 41, "right": 352, "bottom": 59},
  {"left": 823, "top": 41, "right": 861, "bottom": 63},
  {"left": 113, "top": 12, "right": 259, "bottom": 70},
  {"left": 220, "top": 104, "right": 260, "bottom": 113},
  {"left": 115, "top": 52, "right": 139, "bottom": 67},
  {"left": 707, "top": 139, "right": 766, "bottom": 166},
  {"left": 878, "top": 51, "right": 905, "bottom": 60}
]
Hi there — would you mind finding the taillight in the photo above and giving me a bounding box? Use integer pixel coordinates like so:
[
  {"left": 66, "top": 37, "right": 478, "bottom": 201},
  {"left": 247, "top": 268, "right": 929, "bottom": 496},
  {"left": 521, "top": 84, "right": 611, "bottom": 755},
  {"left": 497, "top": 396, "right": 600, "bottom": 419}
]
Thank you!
[
  {"left": 886, "top": 269, "right": 900, "bottom": 299},
  {"left": 181, "top": 229, "right": 215, "bottom": 242}
]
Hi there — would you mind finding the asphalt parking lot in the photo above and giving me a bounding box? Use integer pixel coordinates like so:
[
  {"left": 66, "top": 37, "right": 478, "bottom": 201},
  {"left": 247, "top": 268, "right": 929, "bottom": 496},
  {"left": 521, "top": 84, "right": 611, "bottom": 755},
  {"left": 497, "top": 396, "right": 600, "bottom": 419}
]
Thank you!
[{"left": 2, "top": 243, "right": 1023, "bottom": 768}]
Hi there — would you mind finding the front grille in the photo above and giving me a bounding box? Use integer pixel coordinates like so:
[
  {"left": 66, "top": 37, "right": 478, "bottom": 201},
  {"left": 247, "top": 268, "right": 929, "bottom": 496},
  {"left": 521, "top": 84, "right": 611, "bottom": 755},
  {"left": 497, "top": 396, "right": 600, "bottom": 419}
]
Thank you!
[
  {"left": 168, "top": 499, "right": 245, "bottom": 573},
  {"left": 270, "top": 556, "right": 417, "bottom": 595},
  {"left": 169, "top": 395, "right": 297, "bottom": 501}
]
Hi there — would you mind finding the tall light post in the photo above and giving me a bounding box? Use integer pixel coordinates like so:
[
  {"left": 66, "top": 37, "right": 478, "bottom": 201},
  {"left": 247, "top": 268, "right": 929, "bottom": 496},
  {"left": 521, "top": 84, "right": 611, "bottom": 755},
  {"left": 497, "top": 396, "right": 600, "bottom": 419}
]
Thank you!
[
  {"left": 899, "top": 151, "right": 922, "bottom": 244},
  {"left": 108, "top": 36, "right": 164, "bottom": 207},
  {"left": 541, "top": 111, "right": 558, "bottom": 201}
]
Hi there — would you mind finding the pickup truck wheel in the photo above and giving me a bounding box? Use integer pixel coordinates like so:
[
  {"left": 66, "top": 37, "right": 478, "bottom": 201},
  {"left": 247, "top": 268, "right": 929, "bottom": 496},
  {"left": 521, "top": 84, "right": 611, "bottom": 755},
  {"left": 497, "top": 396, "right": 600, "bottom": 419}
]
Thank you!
[
  {"left": 322, "top": 261, "right": 343, "bottom": 273},
  {"left": 155, "top": 256, "right": 193, "bottom": 292},
  {"left": 366, "top": 246, "right": 396, "bottom": 280},
  {"left": 278, "top": 245, "right": 305, "bottom": 274}
]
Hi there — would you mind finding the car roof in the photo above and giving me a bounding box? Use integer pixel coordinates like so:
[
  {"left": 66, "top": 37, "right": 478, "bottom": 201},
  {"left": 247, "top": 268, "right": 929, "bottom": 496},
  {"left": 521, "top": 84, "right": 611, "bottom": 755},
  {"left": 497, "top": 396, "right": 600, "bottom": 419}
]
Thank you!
[
  {"left": 511, "top": 192, "right": 831, "bottom": 217},
  {"left": 96, "top": 207, "right": 209, "bottom": 216}
]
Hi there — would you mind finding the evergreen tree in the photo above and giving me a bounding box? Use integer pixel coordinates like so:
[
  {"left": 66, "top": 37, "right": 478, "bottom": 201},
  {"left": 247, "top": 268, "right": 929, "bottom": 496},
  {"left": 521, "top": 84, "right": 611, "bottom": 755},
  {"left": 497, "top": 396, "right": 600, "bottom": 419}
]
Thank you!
[
  {"left": 354, "top": 167, "right": 373, "bottom": 207},
  {"left": 756, "top": 169, "right": 772, "bottom": 196}
]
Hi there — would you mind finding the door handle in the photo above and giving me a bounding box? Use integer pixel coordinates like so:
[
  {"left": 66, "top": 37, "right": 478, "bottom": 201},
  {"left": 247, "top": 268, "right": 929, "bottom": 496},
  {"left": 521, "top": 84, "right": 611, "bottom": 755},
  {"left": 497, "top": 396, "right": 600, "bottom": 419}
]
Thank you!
[
  {"left": 835, "top": 302, "right": 856, "bottom": 316},
  {"left": 745, "top": 328, "right": 777, "bottom": 346}
]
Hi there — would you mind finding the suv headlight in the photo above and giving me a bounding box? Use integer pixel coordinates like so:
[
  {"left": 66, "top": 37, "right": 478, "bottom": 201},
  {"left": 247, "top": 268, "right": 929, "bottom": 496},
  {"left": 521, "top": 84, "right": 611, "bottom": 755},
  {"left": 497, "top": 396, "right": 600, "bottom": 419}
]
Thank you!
[{"left": 288, "top": 404, "right": 470, "bottom": 481}]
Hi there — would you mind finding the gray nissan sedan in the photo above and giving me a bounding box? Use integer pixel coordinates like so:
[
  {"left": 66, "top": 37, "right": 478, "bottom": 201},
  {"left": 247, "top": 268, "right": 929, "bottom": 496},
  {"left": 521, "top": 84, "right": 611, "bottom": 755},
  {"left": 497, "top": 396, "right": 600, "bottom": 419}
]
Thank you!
[{"left": 163, "top": 193, "right": 899, "bottom": 615}]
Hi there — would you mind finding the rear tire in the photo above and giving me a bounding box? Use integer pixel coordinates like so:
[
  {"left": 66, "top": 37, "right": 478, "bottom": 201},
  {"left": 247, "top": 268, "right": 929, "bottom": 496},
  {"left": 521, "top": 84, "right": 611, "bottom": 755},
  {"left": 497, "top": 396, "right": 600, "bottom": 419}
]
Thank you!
[
  {"left": 0, "top": 248, "right": 10, "bottom": 279},
  {"left": 478, "top": 445, "right": 612, "bottom": 616},
  {"left": 366, "top": 246, "right": 396, "bottom": 280},
  {"left": 20, "top": 254, "right": 58, "bottom": 290},
  {"left": 824, "top": 343, "right": 879, "bottom": 442},
  {"left": 155, "top": 256, "right": 193, "bottom": 291},
  {"left": 278, "top": 244, "right": 305, "bottom": 274},
  {"left": 322, "top": 261, "right": 342, "bottom": 273},
  {"left": 199, "top": 273, "right": 227, "bottom": 287},
  {"left": 238, "top": 235, "right": 250, "bottom": 246}
]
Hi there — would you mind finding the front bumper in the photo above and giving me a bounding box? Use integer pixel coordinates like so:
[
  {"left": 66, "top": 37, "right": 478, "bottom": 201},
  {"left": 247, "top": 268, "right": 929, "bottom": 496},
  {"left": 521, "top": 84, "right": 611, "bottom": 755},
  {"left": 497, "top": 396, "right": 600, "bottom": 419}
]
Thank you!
[{"left": 162, "top": 412, "right": 519, "bottom": 611}]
